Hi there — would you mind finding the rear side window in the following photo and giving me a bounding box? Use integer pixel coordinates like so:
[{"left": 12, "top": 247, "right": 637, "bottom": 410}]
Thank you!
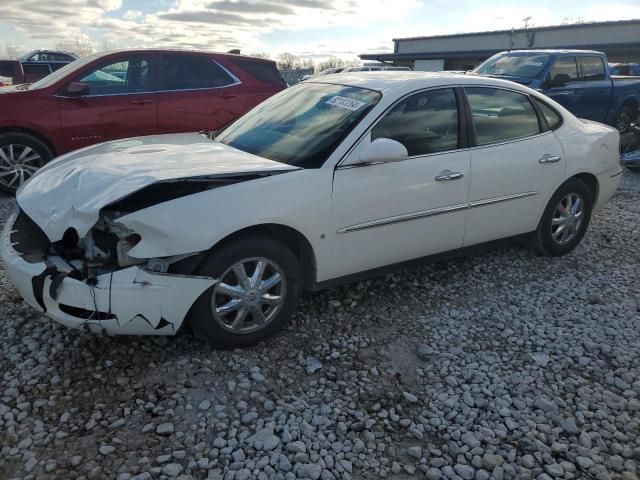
[
  {"left": 533, "top": 98, "right": 562, "bottom": 130},
  {"left": 231, "top": 59, "right": 285, "bottom": 87},
  {"left": 465, "top": 87, "right": 541, "bottom": 146},
  {"left": 549, "top": 57, "right": 578, "bottom": 83},
  {"left": 23, "top": 64, "right": 51, "bottom": 76},
  {"left": 0, "top": 62, "right": 16, "bottom": 77},
  {"left": 372, "top": 88, "right": 459, "bottom": 156},
  {"left": 161, "top": 55, "right": 235, "bottom": 91},
  {"left": 580, "top": 56, "right": 606, "bottom": 81}
]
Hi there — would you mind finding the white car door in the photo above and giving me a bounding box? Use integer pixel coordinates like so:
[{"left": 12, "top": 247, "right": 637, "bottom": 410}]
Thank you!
[
  {"left": 462, "top": 87, "right": 566, "bottom": 247},
  {"left": 329, "top": 88, "right": 470, "bottom": 279}
]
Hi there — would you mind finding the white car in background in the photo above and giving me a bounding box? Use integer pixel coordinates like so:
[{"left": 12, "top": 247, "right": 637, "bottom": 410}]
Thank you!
[{"left": 2, "top": 72, "right": 622, "bottom": 348}]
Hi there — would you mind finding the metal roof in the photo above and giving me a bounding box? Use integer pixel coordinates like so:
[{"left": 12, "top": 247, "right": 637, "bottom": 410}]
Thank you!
[{"left": 391, "top": 19, "right": 640, "bottom": 43}]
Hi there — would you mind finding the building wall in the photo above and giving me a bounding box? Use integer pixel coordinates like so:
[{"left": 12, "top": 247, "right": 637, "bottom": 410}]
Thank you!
[{"left": 395, "top": 21, "right": 640, "bottom": 55}]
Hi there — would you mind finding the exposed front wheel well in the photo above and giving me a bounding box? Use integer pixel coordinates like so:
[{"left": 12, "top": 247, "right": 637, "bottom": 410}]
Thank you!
[
  {"left": 0, "top": 127, "right": 57, "bottom": 157},
  {"left": 208, "top": 224, "right": 317, "bottom": 290}
]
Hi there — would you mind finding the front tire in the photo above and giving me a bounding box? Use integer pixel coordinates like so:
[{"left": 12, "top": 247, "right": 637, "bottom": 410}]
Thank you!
[
  {"left": 188, "top": 236, "right": 303, "bottom": 348},
  {"left": 0, "top": 132, "right": 52, "bottom": 195},
  {"left": 533, "top": 179, "right": 593, "bottom": 256}
]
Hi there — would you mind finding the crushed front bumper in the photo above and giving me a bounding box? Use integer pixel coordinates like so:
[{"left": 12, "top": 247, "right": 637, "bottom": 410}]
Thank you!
[{"left": 1, "top": 209, "right": 216, "bottom": 335}]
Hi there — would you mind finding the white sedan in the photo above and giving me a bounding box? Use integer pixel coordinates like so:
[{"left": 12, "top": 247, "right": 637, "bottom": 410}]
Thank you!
[{"left": 2, "top": 73, "right": 622, "bottom": 347}]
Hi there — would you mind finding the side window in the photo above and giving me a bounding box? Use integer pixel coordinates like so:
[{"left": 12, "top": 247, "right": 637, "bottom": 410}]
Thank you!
[
  {"left": 533, "top": 98, "right": 562, "bottom": 130},
  {"left": 231, "top": 59, "right": 283, "bottom": 86},
  {"left": 23, "top": 64, "right": 51, "bottom": 76},
  {"left": 372, "top": 88, "right": 458, "bottom": 156},
  {"left": 549, "top": 56, "right": 578, "bottom": 83},
  {"left": 161, "top": 55, "right": 235, "bottom": 91},
  {"left": 77, "top": 57, "right": 150, "bottom": 95},
  {"left": 465, "top": 87, "right": 541, "bottom": 146},
  {"left": 580, "top": 56, "right": 606, "bottom": 81}
]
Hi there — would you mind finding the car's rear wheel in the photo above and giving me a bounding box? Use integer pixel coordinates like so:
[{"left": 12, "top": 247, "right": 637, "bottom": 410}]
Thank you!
[
  {"left": 0, "top": 132, "right": 52, "bottom": 195},
  {"left": 613, "top": 104, "right": 635, "bottom": 133},
  {"left": 188, "top": 236, "right": 303, "bottom": 348},
  {"left": 533, "top": 179, "right": 593, "bottom": 256}
]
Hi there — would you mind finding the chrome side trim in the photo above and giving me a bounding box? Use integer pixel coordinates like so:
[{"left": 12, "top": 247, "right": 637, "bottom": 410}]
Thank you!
[
  {"left": 337, "top": 191, "right": 539, "bottom": 234},
  {"left": 336, "top": 203, "right": 468, "bottom": 234},
  {"left": 469, "top": 191, "right": 538, "bottom": 208}
]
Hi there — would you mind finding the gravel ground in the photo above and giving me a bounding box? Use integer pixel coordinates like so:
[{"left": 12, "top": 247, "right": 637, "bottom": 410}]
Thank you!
[{"left": 0, "top": 172, "right": 639, "bottom": 480}]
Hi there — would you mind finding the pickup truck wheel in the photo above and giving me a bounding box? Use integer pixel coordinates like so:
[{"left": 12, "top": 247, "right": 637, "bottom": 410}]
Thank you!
[
  {"left": 613, "top": 105, "right": 634, "bottom": 133},
  {"left": 0, "top": 133, "right": 52, "bottom": 195},
  {"left": 533, "top": 179, "right": 593, "bottom": 257},
  {"left": 188, "top": 236, "right": 303, "bottom": 348}
]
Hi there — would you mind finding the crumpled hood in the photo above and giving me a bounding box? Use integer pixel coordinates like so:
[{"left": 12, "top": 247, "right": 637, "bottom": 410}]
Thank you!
[{"left": 17, "top": 132, "right": 298, "bottom": 241}]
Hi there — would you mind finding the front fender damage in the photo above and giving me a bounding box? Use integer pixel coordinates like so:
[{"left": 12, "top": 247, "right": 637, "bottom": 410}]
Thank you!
[
  {"left": 40, "top": 267, "right": 216, "bottom": 335},
  {"left": 4, "top": 208, "right": 216, "bottom": 336}
]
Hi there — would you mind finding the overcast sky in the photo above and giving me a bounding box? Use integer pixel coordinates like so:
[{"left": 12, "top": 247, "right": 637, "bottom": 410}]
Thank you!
[{"left": 1, "top": 0, "right": 639, "bottom": 61}]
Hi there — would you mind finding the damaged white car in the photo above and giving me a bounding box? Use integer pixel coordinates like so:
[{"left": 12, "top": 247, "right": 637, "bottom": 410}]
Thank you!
[{"left": 2, "top": 73, "right": 622, "bottom": 347}]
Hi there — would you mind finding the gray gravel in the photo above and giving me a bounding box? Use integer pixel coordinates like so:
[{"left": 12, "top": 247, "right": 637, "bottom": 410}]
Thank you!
[{"left": 1, "top": 171, "right": 639, "bottom": 480}]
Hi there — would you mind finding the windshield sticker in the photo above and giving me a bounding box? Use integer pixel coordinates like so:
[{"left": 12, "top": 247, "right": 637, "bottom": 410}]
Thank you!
[
  {"left": 524, "top": 61, "right": 543, "bottom": 67},
  {"left": 326, "top": 96, "right": 366, "bottom": 111}
]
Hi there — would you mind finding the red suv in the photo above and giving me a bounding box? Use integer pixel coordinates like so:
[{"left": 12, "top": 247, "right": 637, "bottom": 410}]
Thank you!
[{"left": 0, "top": 49, "right": 286, "bottom": 193}]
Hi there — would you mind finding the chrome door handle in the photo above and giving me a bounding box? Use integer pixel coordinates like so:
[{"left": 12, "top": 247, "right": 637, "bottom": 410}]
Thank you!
[
  {"left": 539, "top": 154, "right": 562, "bottom": 164},
  {"left": 435, "top": 170, "right": 464, "bottom": 181}
]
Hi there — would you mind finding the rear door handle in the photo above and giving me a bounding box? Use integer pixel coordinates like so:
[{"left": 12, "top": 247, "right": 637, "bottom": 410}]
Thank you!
[
  {"left": 435, "top": 170, "right": 464, "bottom": 181},
  {"left": 539, "top": 154, "right": 562, "bottom": 164},
  {"left": 220, "top": 93, "right": 237, "bottom": 99},
  {"left": 131, "top": 99, "right": 153, "bottom": 105}
]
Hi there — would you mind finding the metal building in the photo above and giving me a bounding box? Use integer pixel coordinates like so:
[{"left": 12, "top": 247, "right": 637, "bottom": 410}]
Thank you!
[{"left": 360, "top": 19, "right": 640, "bottom": 71}]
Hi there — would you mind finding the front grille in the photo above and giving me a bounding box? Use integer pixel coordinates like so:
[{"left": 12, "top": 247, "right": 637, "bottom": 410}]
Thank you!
[{"left": 10, "top": 210, "right": 49, "bottom": 263}]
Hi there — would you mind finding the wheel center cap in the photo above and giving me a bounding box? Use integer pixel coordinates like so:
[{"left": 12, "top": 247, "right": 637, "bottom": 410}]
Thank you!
[{"left": 247, "top": 290, "right": 258, "bottom": 302}]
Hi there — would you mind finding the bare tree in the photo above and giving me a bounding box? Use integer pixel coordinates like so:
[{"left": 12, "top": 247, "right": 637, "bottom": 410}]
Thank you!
[
  {"left": 316, "top": 57, "right": 360, "bottom": 72},
  {"left": 3, "top": 44, "right": 20, "bottom": 59},
  {"left": 249, "top": 51, "right": 271, "bottom": 60},
  {"left": 56, "top": 32, "right": 95, "bottom": 57},
  {"left": 277, "top": 52, "right": 300, "bottom": 70}
]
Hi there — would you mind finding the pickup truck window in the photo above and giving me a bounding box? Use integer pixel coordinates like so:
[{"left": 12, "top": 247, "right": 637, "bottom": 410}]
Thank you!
[
  {"left": 465, "top": 87, "right": 541, "bottom": 146},
  {"left": 549, "top": 57, "right": 578, "bottom": 82},
  {"left": 474, "top": 53, "right": 551, "bottom": 79},
  {"left": 580, "top": 57, "right": 606, "bottom": 81}
]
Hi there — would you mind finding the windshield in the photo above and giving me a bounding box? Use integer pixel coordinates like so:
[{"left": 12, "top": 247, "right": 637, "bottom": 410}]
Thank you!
[
  {"left": 30, "top": 54, "right": 99, "bottom": 89},
  {"left": 217, "top": 82, "right": 381, "bottom": 168},
  {"left": 474, "top": 53, "right": 552, "bottom": 79}
]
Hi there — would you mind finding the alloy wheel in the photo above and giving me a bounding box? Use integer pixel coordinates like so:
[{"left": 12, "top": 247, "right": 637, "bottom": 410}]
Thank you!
[
  {"left": 211, "top": 257, "right": 287, "bottom": 334},
  {"left": 0, "top": 144, "right": 42, "bottom": 190},
  {"left": 551, "top": 193, "right": 584, "bottom": 245}
]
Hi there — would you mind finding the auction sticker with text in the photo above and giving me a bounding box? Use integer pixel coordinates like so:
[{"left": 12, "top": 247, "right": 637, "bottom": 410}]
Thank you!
[{"left": 326, "top": 96, "right": 366, "bottom": 111}]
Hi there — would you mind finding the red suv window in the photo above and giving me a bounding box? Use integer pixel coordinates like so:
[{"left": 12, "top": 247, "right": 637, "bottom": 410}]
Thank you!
[{"left": 160, "top": 55, "right": 236, "bottom": 90}]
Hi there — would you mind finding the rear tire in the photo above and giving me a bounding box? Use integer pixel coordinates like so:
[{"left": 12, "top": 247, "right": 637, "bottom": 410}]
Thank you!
[
  {"left": 188, "top": 236, "right": 303, "bottom": 348},
  {"left": 0, "top": 132, "right": 52, "bottom": 195},
  {"left": 613, "top": 105, "right": 635, "bottom": 133},
  {"left": 533, "top": 179, "right": 593, "bottom": 257}
]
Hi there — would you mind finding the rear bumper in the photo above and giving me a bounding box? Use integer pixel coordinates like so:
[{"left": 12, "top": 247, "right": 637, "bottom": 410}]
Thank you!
[
  {"left": 1, "top": 209, "right": 216, "bottom": 335},
  {"left": 594, "top": 167, "right": 623, "bottom": 211}
]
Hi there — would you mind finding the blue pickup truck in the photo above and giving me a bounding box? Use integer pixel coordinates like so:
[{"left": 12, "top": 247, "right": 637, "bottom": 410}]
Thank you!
[{"left": 473, "top": 50, "right": 640, "bottom": 133}]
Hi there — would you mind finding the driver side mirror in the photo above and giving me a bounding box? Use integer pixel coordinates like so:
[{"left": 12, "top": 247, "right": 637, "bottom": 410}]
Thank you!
[
  {"left": 546, "top": 73, "right": 570, "bottom": 88},
  {"left": 66, "top": 81, "right": 90, "bottom": 97},
  {"left": 356, "top": 138, "right": 408, "bottom": 165}
]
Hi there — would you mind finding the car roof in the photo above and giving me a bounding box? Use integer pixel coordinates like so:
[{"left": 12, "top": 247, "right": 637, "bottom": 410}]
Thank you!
[
  {"left": 496, "top": 49, "right": 604, "bottom": 55},
  {"left": 89, "top": 48, "right": 275, "bottom": 63},
  {"left": 306, "top": 71, "right": 536, "bottom": 96}
]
